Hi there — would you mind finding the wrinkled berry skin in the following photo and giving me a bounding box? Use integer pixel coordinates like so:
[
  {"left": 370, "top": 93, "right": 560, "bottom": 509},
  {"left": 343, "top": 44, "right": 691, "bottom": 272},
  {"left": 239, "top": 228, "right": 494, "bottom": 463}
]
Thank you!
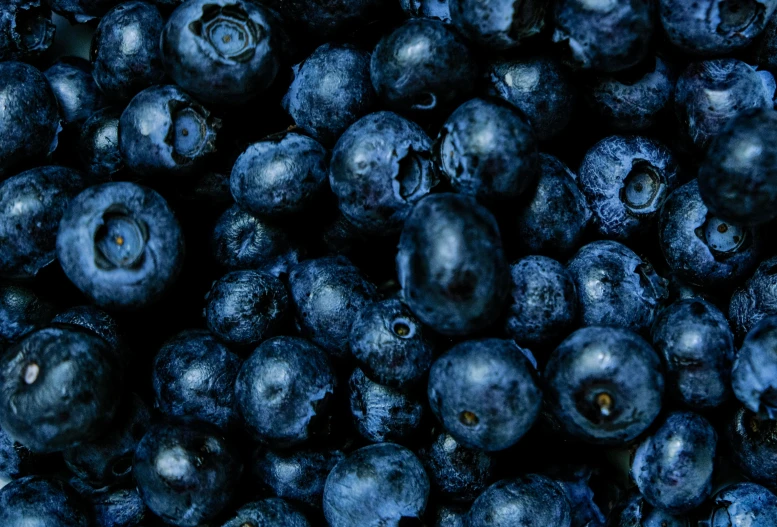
[
  {"left": 544, "top": 327, "right": 664, "bottom": 445},
  {"left": 263, "top": 0, "right": 386, "bottom": 41},
  {"left": 553, "top": 0, "right": 653, "bottom": 72},
  {"left": 436, "top": 98, "right": 538, "bottom": 201},
  {"left": 486, "top": 57, "right": 576, "bottom": 140},
  {"left": 0, "top": 62, "right": 61, "bottom": 180},
  {"left": 467, "top": 475, "right": 572, "bottom": 527},
  {"left": 133, "top": 422, "right": 242, "bottom": 527},
  {"left": 449, "top": 0, "right": 546, "bottom": 50},
  {"left": 578, "top": 135, "right": 679, "bottom": 240},
  {"left": 418, "top": 431, "right": 494, "bottom": 502},
  {"left": 349, "top": 299, "right": 432, "bottom": 388},
  {"left": 289, "top": 257, "right": 378, "bottom": 357},
  {"left": 651, "top": 298, "right": 735, "bottom": 410},
  {"left": 513, "top": 154, "right": 590, "bottom": 259},
  {"left": 52, "top": 305, "right": 126, "bottom": 361},
  {"left": 50, "top": 0, "right": 122, "bottom": 22},
  {"left": 0, "top": 283, "right": 53, "bottom": 348},
  {"left": 699, "top": 109, "right": 777, "bottom": 226},
  {"left": 44, "top": 58, "right": 103, "bottom": 128},
  {"left": 323, "top": 443, "right": 430, "bottom": 527},
  {"left": 505, "top": 256, "right": 578, "bottom": 350},
  {"left": 607, "top": 492, "right": 689, "bottom": 527},
  {"left": 0, "top": 476, "right": 90, "bottom": 527},
  {"left": 231, "top": 133, "right": 329, "bottom": 217},
  {"left": 330, "top": 112, "right": 437, "bottom": 234},
  {"left": 732, "top": 316, "right": 777, "bottom": 420},
  {"left": 543, "top": 465, "right": 608, "bottom": 527},
  {"left": 428, "top": 339, "right": 541, "bottom": 452},
  {"left": 57, "top": 182, "right": 185, "bottom": 310},
  {"left": 701, "top": 483, "right": 777, "bottom": 527},
  {"left": 397, "top": 194, "right": 509, "bottom": 336},
  {"left": 205, "top": 270, "right": 289, "bottom": 348},
  {"left": 659, "top": 180, "right": 762, "bottom": 288},
  {"left": 211, "top": 205, "right": 302, "bottom": 276},
  {"left": 371, "top": 19, "right": 477, "bottom": 115},
  {"left": 567, "top": 241, "right": 668, "bottom": 333},
  {"left": 0, "top": 327, "right": 122, "bottom": 453},
  {"left": 153, "top": 330, "right": 242, "bottom": 430},
  {"left": 0, "top": 166, "right": 85, "bottom": 279},
  {"left": 235, "top": 336, "right": 336, "bottom": 447},
  {"left": 674, "top": 59, "right": 775, "bottom": 150},
  {"left": 78, "top": 108, "right": 124, "bottom": 179},
  {"left": 91, "top": 2, "right": 165, "bottom": 103},
  {"left": 221, "top": 498, "right": 311, "bottom": 527},
  {"left": 729, "top": 256, "right": 777, "bottom": 338},
  {"left": 632, "top": 412, "right": 716, "bottom": 514},
  {"left": 119, "top": 85, "right": 220, "bottom": 176},
  {"left": 0, "top": 0, "right": 55, "bottom": 62},
  {"left": 728, "top": 407, "right": 777, "bottom": 487},
  {"left": 283, "top": 43, "right": 377, "bottom": 146},
  {"left": 70, "top": 482, "right": 147, "bottom": 527},
  {"left": 659, "top": 0, "right": 777, "bottom": 55},
  {"left": 161, "top": 0, "right": 287, "bottom": 105},
  {"left": 400, "top": 0, "right": 450, "bottom": 21}
]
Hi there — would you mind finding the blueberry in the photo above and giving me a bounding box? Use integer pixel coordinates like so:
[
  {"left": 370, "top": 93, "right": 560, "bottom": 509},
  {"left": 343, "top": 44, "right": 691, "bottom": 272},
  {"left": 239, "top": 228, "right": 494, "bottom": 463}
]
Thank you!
[
  {"left": 729, "top": 256, "right": 777, "bottom": 338},
  {"left": 288, "top": 256, "right": 378, "bottom": 357},
  {"left": 659, "top": 0, "right": 777, "bottom": 55},
  {"left": 205, "top": 270, "right": 289, "bottom": 348},
  {"left": 50, "top": 0, "right": 122, "bottom": 22},
  {"left": 235, "top": 336, "right": 336, "bottom": 447},
  {"left": 349, "top": 299, "right": 433, "bottom": 388},
  {"left": 152, "top": 330, "right": 242, "bottom": 429},
  {"left": 0, "top": 476, "right": 90, "bottom": 527},
  {"left": 727, "top": 407, "right": 777, "bottom": 488},
  {"left": 161, "top": 0, "right": 287, "bottom": 105},
  {"left": 70, "top": 481, "right": 148, "bottom": 527},
  {"left": 323, "top": 443, "right": 430, "bottom": 527},
  {"left": 0, "top": 0, "right": 55, "bottom": 62},
  {"left": 467, "top": 475, "right": 572, "bottom": 527},
  {"left": 607, "top": 492, "right": 690, "bottom": 527},
  {"left": 449, "top": 0, "right": 546, "bottom": 50},
  {"left": 90, "top": 2, "right": 165, "bottom": 103},
  {"left": 485, "top": 56, "right": 577, "bottom": 140},
  {"left": 400, "top": 0, "right": 451, "bottom": 22},
  {"left": 231, "top": 132, "right": 329, "bottom": 217},
  {"left": 44, "top": 57, "right": 104, "bottom": 128},
  {"left": 397, "top": 193, "right": 509, "bottom": 336},
  {"left": 674, "top": 59, "right": 775, "bottom": 150},
  {"left": 578, "top": 135, "right": 679, "bottom": 240},
  {"left": 349, "top": 367, "right": 424, "bottom": 443},
  {"left": 0, "top": 62, "right": 61, "bottom": 179},
  {"left": 659, "top": 180, "right": 762, "bottom": 288},
  {"left": 513, "top": 154, "right": 591, "bottom": 259},
  {"left": 262, "top": 0, "right": 386, "bottom": 41},
  {"left": 0, "top": 326, "right": 122, "bottom": 452},
  {"left": 0, "top": 283, "right": 53, "bottom": 348},
  {"left": 700, "top": 483, "right": 777, "bottom": 527},
  {"left": 133, "top": 422, "right": 243, "bottom": 527},
  {"left": 505, "top": 255, "right": 579, "bottom": 350},
  {"left": 52, "top": 305, "right": 127, "bottom": 365},
  {"left": 427, "top": 338, "right": 541, "bottom": 452},
  {"left": 552, "top": 0, "right": 654, "bottom": 72},
  {"left": 567, "top": 241, "right": 668, "bottom": 333},
  {"left": 732, "top": 316, "right": 777, "bottom": 419},
  {"left": 544, "top": 326, "right": 664, "bottom": 444},
  {"left": 330, "top": 111, "right": 437, "bottom": 233},
  {"left": 220, "top": 498, "right": 311, "bottom": 527},
  {"left": 370, "top": 18, "right": 477, "bottom": 114},
  {"left": 417, "top": 430, "right": 494, "bottom": 502},
  {"left": 211, "top": 205, "right": 302, "bottom": 276},
  {"left": 631, "top": 411, "right": 716, "bottom": 513},
  {"left": 651, "top": 298, "right": 735, "bottom": 410},
  {"left": 283, "top": 43, "right": 377, "bottom": 146},
  {"left": 78, "top": 108, "right": 124, "bottom": 179},
  {"left": 698, "top": 108, "right": 777, "bottom": 226},
  {"left": 436, "top": 98, "right": 538, "bottom": 201},
  {"left": 119, "top": 85, "right": 221, "bottom": 176}
]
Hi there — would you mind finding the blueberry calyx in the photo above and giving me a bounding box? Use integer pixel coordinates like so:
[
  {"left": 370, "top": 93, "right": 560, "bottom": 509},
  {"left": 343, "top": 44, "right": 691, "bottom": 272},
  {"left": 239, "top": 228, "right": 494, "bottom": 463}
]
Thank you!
[
  {"left": 94, "top": 208, "right": 148, "bottom": 270},
  {"left": 189, "top": 3, "right": 260, "bottom": 63}
]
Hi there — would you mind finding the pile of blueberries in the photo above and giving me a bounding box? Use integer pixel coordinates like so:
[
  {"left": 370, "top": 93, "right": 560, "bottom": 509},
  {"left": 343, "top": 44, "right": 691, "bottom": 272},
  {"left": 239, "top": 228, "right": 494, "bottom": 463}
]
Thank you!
[{"left": 5, "top": 0, "right": 777, "bottom": 525}]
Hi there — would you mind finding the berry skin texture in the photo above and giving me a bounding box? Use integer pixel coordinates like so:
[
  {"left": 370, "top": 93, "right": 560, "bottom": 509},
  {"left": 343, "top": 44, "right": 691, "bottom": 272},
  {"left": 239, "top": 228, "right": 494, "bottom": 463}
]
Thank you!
[
  {"left": 727, "top": 407, "right": 777, "bottom": 488},
  {"left": 0, "top": 0, "right": 55, "bottom": 62},
  {"left": 78, "top": 107, "right": 124, "bottom": 179},
  {"left": 467, "top": 475, "right": 572, "bottom": 527},
  {"left": 578, "top": 135, "right": 679, "bottom": 240},
  {"left": 449, "top": 0, "right": 546, "bottom": 50},
  {"left": 370, "top": 18, "right": 477, "bottom": 115},
  {"left": 323, "top": 443, "right": 430, "bottom": 527},
  {"left": 231, "top": 132, "right": 329, "bottom": 217},
  {"left": 234, "top": 336, "right": 336, "bottom": 447},
  {"left": 397, "top": 193, "right": 509, "bottom": 336},
  {"left": 0, "top": 283, "right": 54, "bottom": 348},
  {"left": 0, "top": 476, "right": 90, "bottom": 527},
  {"left": 0, "top": 62, "right": 61, "bottom": 180},
  {"left": 436, "top": 98, "right": 538, "bottom": 201},
  {"left": 220, "top": 498, "right": 311, "bottom": 527},
  {"left": 329, "top": 111, "right": 437, "bottom": 234},
  {"left": 52, "top": 305, "right": 126, "bottom": 363},
  {"left": 544, "top": 326, "right": 664, "bottom": 445},
  {"left": 133, "top": 422, "right": 243, "bottom": 527},
  {"left": 732, "top": 316, "right": 777, "bottom": 420},
  {"left": 729, "top": 256, "right": 777, "bottom": 338},
  {"left": 427, "top": 338, "right": 542, "bottom": 452},
  {"left": 607, "top": 492, "right": 689, "bottom": 527},
  {"left": 631, "top": 411, "right": 717, "bottom": 514},
  {"left": 702, "top": 483, "right": 777, "bottom": 527},
  {"left": 401, "top": 0, "right": 451, "bottom": 21},
  {"left": 56, "top": 182, "right": 185, "bottom": 310},
  {"left": 161, "top": 0, "right": 287, "bottom": 105},
  {"left": 69, "top": 478, "right": 147, "bottom": 527},
  {"left": 44, "top": 57, "right": 104, "bottom": 128},
  {"left": 418, "top": 431, "right": 495, "bottom": 502},
  {"left": 0, "top": 327, "right": 122, "bottom": 453},
  {"left": 566, "top": 240, "right": 668, "bottom": 333},
  {"left": 698, "top": 108, "right": 777, "bottom": 226}
]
